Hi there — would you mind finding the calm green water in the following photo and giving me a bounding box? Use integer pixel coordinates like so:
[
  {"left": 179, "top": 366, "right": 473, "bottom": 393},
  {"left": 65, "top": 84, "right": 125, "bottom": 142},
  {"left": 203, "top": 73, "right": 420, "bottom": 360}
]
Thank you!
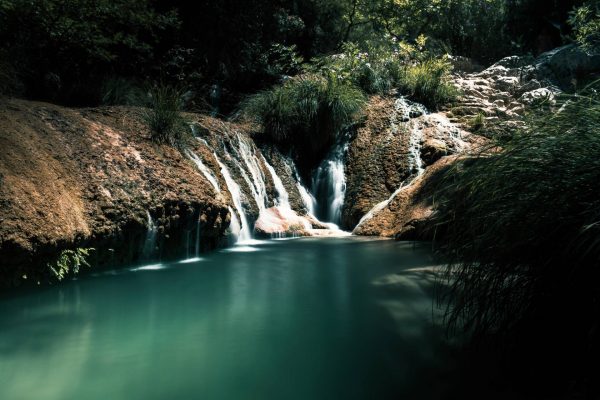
[{"left": 0, "top": 238, "right": 466, "bottom": 400}]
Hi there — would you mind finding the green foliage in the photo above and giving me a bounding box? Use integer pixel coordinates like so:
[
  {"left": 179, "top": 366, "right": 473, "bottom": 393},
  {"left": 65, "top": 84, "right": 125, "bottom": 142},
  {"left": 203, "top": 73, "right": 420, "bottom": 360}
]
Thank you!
[
  {"left": 47, "top": 248, "right": 95, "bottom": 281},
  {"left": 0, "top": 0, "right": 178, "bottom": 103},
  {"left": 264, "top": 44, "right": 305, "bottom": 77},
  {"left": 244, "top": 74, "right": 365, "bottom": 152},
  {"left": 467, "top": 112, "right": 486, "bottom": 133},
  {"left": 397, "top": 58, "right": 459, "bottom": 109},
  {"left": 309, "top": 42, "right": 402, "bottom": 95},
  {"left": 341, "top": 0, "right": 515, "bottom": 63},
  {"left": 144, "top": 85, "right": 188, "bottom": 145},
  {"left": 308, "top": 40, "right": 456, "bottom": 108},
  {"left": 434, "top": 86, "right": 600, "bottom": 365},
  {"left": 569, "top": 0, "right": 600, "bottom": 51}
]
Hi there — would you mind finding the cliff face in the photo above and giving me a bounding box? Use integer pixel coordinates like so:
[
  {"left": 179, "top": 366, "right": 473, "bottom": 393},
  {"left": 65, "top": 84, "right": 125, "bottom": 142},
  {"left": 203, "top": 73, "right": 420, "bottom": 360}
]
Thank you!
[{"left": 0, "top": 100, "right": 231, "bottom": 288}]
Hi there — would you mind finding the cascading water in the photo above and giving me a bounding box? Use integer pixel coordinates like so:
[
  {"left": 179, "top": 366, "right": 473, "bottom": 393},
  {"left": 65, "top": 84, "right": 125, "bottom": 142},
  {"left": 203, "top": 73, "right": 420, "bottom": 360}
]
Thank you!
[
  {"left": 194, "top": 217, "right": 201, "bottom": 257},
  {"left": 311, "top": 131, "right": 351, "bottom": 226},
  {"left": 354, "top": 97, "right": 427, "bottom": 230},
  {"left": 186, "top": 149, "right": 220, "bottom": 192},
  {"left": 214, "top": 153, "right": 252, "bottom": 243},
  {"left": 142, "top": 210, "right": 157, "bottom": 259},
  {"left": 282, "top": 156, "right": 317, "bottom": 216},
  {"left": 263, "top": 156, "right": 290, "bottom": 208},
  {"left": 232, "top": 133, "right": 269, "bottom": 212},
  {"left": 185, "top": 125, "right": 349, "bottom": 242},
  {"left": 188, "top": 131, "right": 263, "bottom": 243}
]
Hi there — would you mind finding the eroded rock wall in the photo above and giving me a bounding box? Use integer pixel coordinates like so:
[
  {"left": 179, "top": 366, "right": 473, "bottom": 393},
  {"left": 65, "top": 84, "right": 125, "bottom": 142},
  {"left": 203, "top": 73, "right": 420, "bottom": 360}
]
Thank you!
[{"left": 0, "top": 100, "right": 230, "bottom": 288}]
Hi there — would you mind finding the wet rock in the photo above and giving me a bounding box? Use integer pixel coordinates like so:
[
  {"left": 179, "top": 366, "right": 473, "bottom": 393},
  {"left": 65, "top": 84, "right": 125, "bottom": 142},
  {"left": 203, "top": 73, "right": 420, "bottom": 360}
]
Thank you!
[
  {"left": 421, "top": 139, "right": 448, "bottom": 166},
  {"left": 343, "top": 96, "right": 471, "bottom": 231},
  {"left": 253, "top": 207, "right": 312, "bottom": 238},
  {"left": 352, "top": 158, "right": 453, "bottom": 238}
]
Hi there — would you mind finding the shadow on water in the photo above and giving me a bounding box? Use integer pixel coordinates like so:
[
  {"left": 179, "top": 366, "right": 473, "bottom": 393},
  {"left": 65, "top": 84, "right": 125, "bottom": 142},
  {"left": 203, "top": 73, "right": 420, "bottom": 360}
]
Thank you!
[{"left": 0, "top": 238, "right": 522, "bottom": 400}]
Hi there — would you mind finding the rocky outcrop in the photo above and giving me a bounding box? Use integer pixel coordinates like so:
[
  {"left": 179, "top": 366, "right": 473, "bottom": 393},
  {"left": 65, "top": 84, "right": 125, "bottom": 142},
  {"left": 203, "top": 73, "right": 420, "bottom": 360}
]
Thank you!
[
  {"left": 352, "top": 157, "right": 454, "bottom": 238},
  {"left": 343, "top": 96, "right": 474, "bottom": 232},
  {"left": 450, "top": 45, "right": 600, "bottom": 132},
  {"left": 0, "top": 99, "right": 233, "bottom": 288},
  {"left": 347, "top": 45, "right": 600, "bottom": 239}
]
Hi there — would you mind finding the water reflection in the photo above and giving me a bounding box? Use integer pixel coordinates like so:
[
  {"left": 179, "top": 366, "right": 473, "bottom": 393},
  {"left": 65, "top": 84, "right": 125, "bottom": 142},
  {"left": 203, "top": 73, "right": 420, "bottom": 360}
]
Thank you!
[{"left": 0, "top": 238, "right": 469, "bottom": 400}]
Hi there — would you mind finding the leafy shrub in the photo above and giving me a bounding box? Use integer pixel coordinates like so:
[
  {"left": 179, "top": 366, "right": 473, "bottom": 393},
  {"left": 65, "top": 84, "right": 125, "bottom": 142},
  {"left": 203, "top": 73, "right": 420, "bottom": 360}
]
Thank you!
[
  {"left": 264, "top": 43, "right": 305, "bottom": 77},
  {"left": 433, "top": 87, "right": 600, "bottom": 385},
  {"left": 309, "top": 41, "right": 457, "bottom": 109},
  {"left": 144, "top": 85, "right": 188, "bottom": 145},
  {"left": 569, "top": 0, "right": 600, "bottom": 51},
  {"left": 47, "top": 248, "right": 95, "bottom": 281},
  {"left": 309, "top": 42, "right": 412, "bottom": 95},
  {"left": 244, "top": 74, "right": 365, "bottom": 153}
]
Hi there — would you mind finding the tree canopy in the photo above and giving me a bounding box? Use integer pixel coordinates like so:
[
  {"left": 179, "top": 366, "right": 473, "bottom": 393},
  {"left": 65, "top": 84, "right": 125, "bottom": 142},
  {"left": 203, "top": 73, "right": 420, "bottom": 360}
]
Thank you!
[{"left": 0, "top": 0, "right": 592, "bottom": 107}]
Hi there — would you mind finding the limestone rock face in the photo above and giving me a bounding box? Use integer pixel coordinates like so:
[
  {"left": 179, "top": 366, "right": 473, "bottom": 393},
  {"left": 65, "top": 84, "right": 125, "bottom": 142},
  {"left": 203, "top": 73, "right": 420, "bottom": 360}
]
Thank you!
[
  {"left": 451, "top": 45, "right": 600, "bottom": 132},
  {"left": 352, "top": 158, "right": 455, "bottom": 238},
  {"left": 342, "top": 96, "right": 472, "bottom": 231},
  {"left": 346, "top": 45, "right": 600, "bottom": 238},
  {"left": 0, "top": 99, "right": 230, "bottom": 288}
]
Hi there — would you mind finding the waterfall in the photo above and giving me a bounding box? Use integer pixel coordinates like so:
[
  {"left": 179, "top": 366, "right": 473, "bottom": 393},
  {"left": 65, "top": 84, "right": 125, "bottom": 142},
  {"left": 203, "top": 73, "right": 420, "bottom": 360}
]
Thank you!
[
  {"left": 283, "top": 156, "right": 317, "bottom": 216},
  {"left": 142, "top": 210, "right": 157, "bottom": 259},
  {"left": 232, "top": 133, "right": 269, "bottom": 212},
  {"left": 194, "top": 217, "right": 201, "bottom": 257},
  {"left": 354, "top": 97, "right": 426, "bottom": 230},
  {"left": 214, "top": 153, "right": 252, "bottom": 243},
  {"left": 186, "top": 149, "right": 220, "bottom": 192},
  {"left": 185, "top": 125, "right": 354, "bottom": 242},
  {"left": 297, "top": 183, "right": 317, "bottom": 217},
  {"left": 227, "top": 206, "right": 242, "bottom": 238},
  {"left": 311, "top": 133, "right": 350, "bottom": 226},
  {"left": 263, "top": 156, "right": 290, "bottom": 208}
]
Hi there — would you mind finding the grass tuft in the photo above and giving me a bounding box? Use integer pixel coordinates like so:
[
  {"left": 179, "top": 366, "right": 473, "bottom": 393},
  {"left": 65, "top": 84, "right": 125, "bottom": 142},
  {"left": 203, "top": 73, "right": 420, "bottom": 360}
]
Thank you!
[
  {"left": 243, "top": 74, "right": 365, "bottom": 155},
  {"left": 433, "top": 85, "right": 600, "bottom": 382},
  {"left": 397, "top": 58, "right": 459, "bottom": 109},
  {"left": 143, "top": 84, "right": 188, "bottom": 145}
]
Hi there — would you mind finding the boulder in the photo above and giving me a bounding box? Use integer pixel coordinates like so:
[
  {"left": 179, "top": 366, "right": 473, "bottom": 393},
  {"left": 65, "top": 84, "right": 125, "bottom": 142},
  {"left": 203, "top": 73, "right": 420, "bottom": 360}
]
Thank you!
[
  {"left": 535, "top": 45, "right": 600, "bottom": 89},
  {"left": 421, "top": 138, "right": 448, "bottom": 166},
  {"left": 254, "top": 207, "right": 312, "bottom": 237}
]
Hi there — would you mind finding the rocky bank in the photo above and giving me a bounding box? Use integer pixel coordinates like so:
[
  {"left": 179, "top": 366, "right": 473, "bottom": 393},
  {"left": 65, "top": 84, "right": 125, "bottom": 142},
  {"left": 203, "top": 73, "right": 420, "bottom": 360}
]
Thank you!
[{"left": 1, "top": 45, "right": 597, "bottom": 289}]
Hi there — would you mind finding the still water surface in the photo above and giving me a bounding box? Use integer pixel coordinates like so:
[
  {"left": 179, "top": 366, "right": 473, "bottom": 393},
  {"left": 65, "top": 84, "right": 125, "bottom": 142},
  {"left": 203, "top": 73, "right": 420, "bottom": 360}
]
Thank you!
[{"left": 0, "top": 238, "right": 469, "bottom": 400}]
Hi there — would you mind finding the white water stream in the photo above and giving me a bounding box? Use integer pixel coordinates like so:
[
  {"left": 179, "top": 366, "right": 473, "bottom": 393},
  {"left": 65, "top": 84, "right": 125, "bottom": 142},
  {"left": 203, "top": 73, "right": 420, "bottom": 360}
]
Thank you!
[
  {"left": 214, "top": 153, "right": 253, "bottom": 243},
  {"left": 142, "top": 211, "right": 157, "bottom": 259},
  {"left": 311, "top": 135, "right": 349, "bottom": 226},
  {"left": 354, "top": 98, "right": 427, "bottom": 230}
]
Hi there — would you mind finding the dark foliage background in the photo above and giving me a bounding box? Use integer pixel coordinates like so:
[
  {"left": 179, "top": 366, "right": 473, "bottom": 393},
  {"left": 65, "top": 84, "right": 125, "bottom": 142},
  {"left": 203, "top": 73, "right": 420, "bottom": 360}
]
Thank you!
[{"left": 0, "top": 0, "right": 587, "bottom": 108}]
